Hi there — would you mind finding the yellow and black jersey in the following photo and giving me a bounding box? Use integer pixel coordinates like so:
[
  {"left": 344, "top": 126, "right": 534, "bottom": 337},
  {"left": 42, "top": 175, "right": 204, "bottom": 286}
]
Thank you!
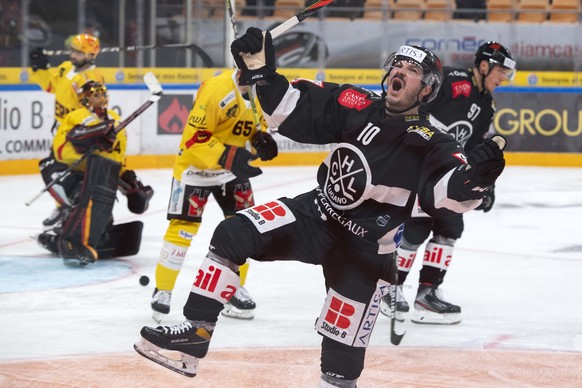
[
  {"left": 53, "top": 107, "right": 126, "bottom": 171},
  {"left": 173, "top": 69, "right": 268, "bottom": 186},
  {"left": 31, "top": 61, "right": 105, "bottom": 122}
]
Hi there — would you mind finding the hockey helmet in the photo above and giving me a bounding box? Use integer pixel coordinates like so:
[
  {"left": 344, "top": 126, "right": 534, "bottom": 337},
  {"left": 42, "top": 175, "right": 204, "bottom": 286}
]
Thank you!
[
  {"left": 383, "top": 45, "right": 444, "bottom": 103},
  {"left": 67, "top": 33, "right": 100, "bottom": 56},
  {"left": 78, "top": 80, "right": 108, "bottom": 115},
  {"left": 474, "top": 41, "right": 516, "bottom": 80}
]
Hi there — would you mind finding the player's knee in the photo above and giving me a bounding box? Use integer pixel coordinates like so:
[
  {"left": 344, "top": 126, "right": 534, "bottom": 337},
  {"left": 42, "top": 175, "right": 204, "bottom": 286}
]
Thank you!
[
  {"left": 400, "top": 236, "right": 422, "bottom": 251},
  {"left": 431, "top": 235, "right": 457, "bottom": 247},
  {"left": 210, "top": 216, "right": 260, "bottom": 266}
]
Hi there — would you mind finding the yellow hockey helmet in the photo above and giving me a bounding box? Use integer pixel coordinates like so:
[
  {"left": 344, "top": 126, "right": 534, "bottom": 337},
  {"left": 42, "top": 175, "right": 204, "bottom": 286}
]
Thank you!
[{"left": 67, "top": 33, "right": 100, "bottom": 56}]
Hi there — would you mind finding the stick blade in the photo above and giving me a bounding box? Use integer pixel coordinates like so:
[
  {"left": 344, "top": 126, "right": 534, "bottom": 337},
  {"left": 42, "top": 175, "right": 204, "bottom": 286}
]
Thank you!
[{"left": 143, "top": 72, "right": 163, "bottom": 97}]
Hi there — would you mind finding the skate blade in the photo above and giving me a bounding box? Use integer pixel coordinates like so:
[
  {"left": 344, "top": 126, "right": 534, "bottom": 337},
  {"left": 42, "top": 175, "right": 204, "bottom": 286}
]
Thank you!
[
  {"left": 133, "top": 337, "right": 199, "bottom": 378},
  {"left": 152, "top": 311, "right": 166, "bottom": 324},
  {"left": 379, "top": 300, "right": 406, "bottom": 322},
  {"left": 220, "top": 306, "right": 254, "bottom": 320},
  {"left": 411, "top": 308, "right": 461, "bottom": 325}
]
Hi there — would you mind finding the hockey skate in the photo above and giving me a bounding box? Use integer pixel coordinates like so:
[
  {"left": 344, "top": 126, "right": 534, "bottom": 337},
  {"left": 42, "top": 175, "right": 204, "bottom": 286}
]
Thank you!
[
  {"left": 380, "top": 285, "right": 409, "bottom": 322},
  {"left": 60, "top": 240, "right": 97, "bottom": 267},
  {"left": 42, "top": 206, "right": 67, "bottom": 230},
  {"left": 151, "top": 288, "right": 172, "bottom": 323},
  {"left": 36, "top": 231, "right": 59, "bottom": 255},
  {"left": 134, "top": 320, "right": 214, "bottom": 378},
  {"left": 221, "top": 286, "right": 256, "bottom": 319},
  {"left": 411, "top": 283, "right": 461, "bottom": 325}
]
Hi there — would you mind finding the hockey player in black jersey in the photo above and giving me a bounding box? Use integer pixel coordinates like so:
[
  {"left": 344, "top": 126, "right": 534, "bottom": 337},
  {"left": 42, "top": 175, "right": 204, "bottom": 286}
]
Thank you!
[
  {"left": 134, "top": 28, "right": 506, "bottom": 387},
  {"left": 380, "top": 41, "right": 516, "bottom": 325}
]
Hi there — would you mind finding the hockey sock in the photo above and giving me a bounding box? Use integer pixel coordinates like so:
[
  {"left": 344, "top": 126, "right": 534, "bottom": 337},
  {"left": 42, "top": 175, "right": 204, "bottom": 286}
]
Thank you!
[{"left": 419, "top": 239, "right": 455, "bottom": 285}]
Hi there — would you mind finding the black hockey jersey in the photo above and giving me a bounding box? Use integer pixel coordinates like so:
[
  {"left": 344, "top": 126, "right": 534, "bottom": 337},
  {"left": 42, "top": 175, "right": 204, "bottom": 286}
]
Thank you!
[
  {"left": 424, "top": 66, "right": 495, "bottom": 153},
  {"left": 257, "top": 75, "right": 482, "bottom": 253}
]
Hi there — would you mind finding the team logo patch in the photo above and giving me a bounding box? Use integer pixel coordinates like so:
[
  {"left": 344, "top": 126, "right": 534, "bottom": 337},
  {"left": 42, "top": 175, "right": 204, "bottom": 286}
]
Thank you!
[
  {"left": 451, "top": 80, "right": 472, "bottom": 98},
  {"left": 323, "top": 144, "right": 370, "bottom": 210},
  {"left": 442, "top": 120, "right": 473, "bottom": 145},
  {"left": 337, "top": 89, "right": 372, "bottom": 111},
  {"left": 239, "top": 200, "right": 296, "bottom": 233},
  {"left": 184, "top": 130, "right": 212, "bottom": 148},
  {"left": 316, "top": 288, "right": 366, "bottom": 347},
  {"left": 226, "top": 104, "right": 239, "bottom": 118}
]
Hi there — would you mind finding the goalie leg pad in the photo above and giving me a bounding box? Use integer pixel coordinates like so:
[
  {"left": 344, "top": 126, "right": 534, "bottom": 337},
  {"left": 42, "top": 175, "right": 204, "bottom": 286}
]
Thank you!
[{"left": 59, "top": 155, "right": 121, "bottom": 260}]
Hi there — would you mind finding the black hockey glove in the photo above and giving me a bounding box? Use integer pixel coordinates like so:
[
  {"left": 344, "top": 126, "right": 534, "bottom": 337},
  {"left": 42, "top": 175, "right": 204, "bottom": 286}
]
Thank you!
[
  {"left": 251, "top": 131, "right": 278, "bottom": 161},
  {"left": 29, "top": 47, "right": 49, "bottom": 71},
  {"left": 448, "top": 137, "right": 505, "bottom": 202},
  {"left": 119, "top": 170, "right": 154, "bottom": 214},
  {"left": 218, "top": 145, "right": 262, "bottom": 178},
  {"left": 466, "top": 137, "right": 506, "bottom": 187},
  {"left": 475, "top": 185, "right": 495, "bottom": 212},
  {"left": 67, "top": 120, "right": 116, "bottom": 154},
  {"left": 230, "top": 27, "right": 276, "bottom": 85}
]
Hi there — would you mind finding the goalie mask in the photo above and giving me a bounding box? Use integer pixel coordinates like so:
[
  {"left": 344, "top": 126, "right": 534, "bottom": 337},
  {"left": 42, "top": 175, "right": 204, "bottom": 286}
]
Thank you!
[
  {"left": 475, "top": 41, "right": 516, "bottom": 81},
  {"left": 78, "top": 80, "right": 109, "bottom": 119}
]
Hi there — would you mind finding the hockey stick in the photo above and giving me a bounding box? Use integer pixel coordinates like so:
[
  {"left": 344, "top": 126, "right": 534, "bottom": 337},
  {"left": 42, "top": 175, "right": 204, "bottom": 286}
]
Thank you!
[
  {"left": 45, "top": 42, "right": 199, "bottom": 56},
  {"left": 270, "top": 0, "right": 335, "bottom": 39},
  {"left": 25, "top": 72, "right": 163, "bottom": 207},
  {"left": 226, "top": 0, "right": 263, "bottom": 140}
]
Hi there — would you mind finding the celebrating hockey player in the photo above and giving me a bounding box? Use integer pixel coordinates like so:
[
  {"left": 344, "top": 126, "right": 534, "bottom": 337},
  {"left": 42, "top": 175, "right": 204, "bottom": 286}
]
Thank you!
[
  {"left": 30, "top": 33, "right": 105, "bottom": 230},
  {"left": 150, "top": 69, "right": 277, "bottom": 323},
  {"left": 36, "top": 81, "right": 153, "bottom": 266},
  {"left": 381, "top": 41, "right": 516, "bottom": 325},
  {"left": 134, "top": 28, "right": 506, "bottom": 387}
]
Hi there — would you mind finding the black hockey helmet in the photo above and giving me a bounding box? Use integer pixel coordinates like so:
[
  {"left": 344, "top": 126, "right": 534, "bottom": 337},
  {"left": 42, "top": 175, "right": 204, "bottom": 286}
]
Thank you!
[
  {"left": 78, "top": 80, "right": 108, "bottom": 118},
  {"left": 474, "top": 41, "right": 516, "bottom": 80},
  {"left": 382, "top": 45, "right": 444, "bottom": 103}
]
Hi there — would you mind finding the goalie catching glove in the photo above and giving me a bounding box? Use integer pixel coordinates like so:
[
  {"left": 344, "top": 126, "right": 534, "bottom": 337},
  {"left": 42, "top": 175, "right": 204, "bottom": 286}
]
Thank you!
[
  {"left": 251, "top": 131, "right": 278, "bottom": 161},
  {"left": 218, "top": 145, "right": 262, "bottom": 178},
  {"left": 230, "top": 27, "right": 276, "bottom": 86},
  {"left": 67, "top": 120, "right": 116, "bottom": 154},
  {"left": 119, "top": 170, "right": 154, "bottom": 214},
  {"left": 449, "top": 136, "right": 505, "bottom": 202}
]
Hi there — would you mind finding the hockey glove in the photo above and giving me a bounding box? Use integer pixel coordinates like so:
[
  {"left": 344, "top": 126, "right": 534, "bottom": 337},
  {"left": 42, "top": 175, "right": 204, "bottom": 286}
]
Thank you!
[
  {"left": 67, "top": 120, "right": 116, "bottom": 154},
  {"left": 475, "top": 185, "right": 495, "bottom": 212},
  {"left": 119, "top": 170, "right": 154, "bottom": 214},
  {"left": 230, "top": 27, "right": 276, "bottom": 85},
  {"left": 466, "top": 137, "right": 506, "bottom": 187},
  {"left": 29, "top": 47, "right": 49, "bottom": 71},
  {"left": 251, "top": 131, "right": 278, "bottom": 161},
  {"left": 218, "top": 145, "right": 262, "bottom": 178}
]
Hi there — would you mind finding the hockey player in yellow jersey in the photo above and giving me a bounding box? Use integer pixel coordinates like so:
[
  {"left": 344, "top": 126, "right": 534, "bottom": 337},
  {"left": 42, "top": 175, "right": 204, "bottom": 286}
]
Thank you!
[
  {"left": 36, "top": 81, "right": 153, "bottom": 266},
  {"left": 30, "top": 33, "right": 106, "bottom": 230},
  {"left": 151, "top": 69, "right": 278, "bottom": 322}
]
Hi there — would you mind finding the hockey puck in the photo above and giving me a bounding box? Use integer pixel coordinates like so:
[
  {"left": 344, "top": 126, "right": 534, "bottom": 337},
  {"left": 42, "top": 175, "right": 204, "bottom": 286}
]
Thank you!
[{"left": 139, "top": 275, "right": 150, "bottom": 286}]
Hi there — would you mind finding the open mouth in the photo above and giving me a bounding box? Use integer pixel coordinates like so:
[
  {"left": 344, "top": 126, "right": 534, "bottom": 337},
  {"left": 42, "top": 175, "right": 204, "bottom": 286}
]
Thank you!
[{"left": 390, "top": 76, "right": 405, "bottom": 93}]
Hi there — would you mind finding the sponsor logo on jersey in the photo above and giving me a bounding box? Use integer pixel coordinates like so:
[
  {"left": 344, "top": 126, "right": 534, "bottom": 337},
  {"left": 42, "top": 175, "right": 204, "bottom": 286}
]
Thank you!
[
  {"left": 451, "top": 80, "right": 472, "bottom": 98},
  {"left": 337, "top": 89, "right": 373, "bottom": 111},
  {"left": 323, "top": 143, "right": 370, "bottom": 210},
  {"left": 422, "top": 243, "right": 452, "bottom": 270},
  {"left": 193, "top": 260, "right": 238, "bottom": 303},
  {"left": 188, "top": 115, "right": 206, "bottom": 128},
  {"left": 355, "top": 279, "right": 389, "bottom": 347},
  {"left": 316, "top": 288, "right": 366, "bottom": 347},
  {"left": 178, "top": 230, "right": 194, "bottom": 240},
  {"left": 219, "top": 91, "right": 236, "bottom": 108},
  {"left": 406, "top": 125, "right": 434, "bottom": 141},
  {"left": 316, "top": 188, "right": 368, "bottom": 237},
  {"left": 404, "top": 115, "right": 420, "bottom": 122},
  {"left": 238, "top": 200, "right": 296, "bottom": 233},
  {"left": 447, "top": 70, "right": 469, "bottom": 77}
]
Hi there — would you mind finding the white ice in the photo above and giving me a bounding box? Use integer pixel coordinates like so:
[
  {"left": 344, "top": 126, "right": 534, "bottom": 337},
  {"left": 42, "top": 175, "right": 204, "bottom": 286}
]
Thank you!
[{"left": 1, "top": 165, "right": 582, "bottom": 362}]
